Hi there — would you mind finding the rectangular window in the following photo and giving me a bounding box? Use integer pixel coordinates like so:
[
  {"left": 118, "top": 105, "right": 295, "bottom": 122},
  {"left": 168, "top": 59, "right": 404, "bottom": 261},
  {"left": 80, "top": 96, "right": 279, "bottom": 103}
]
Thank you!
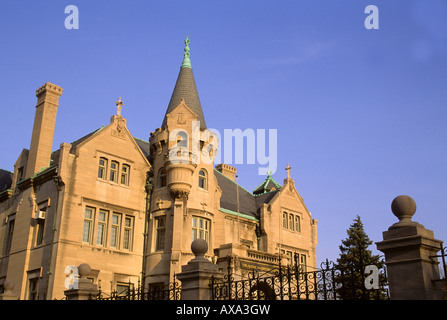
[
  {"left": 155, "top": 216, "right": 165, "bottom": 251},
  {"left": 295, "top": 215, "right": 301, "bottom": 232},
  {"left": 123, "top": 216, "right": 134, "bottom": 251},
  {"left": 110, "top": 161, "right": 119, "bottom": 182},
  {"left": 4, "top": 216, "right": 15, "bottom": 255},
  {"left": 28, "top": 278, "right": 39, "bottom": 300},
  {"left": 17, "top": 166, "right": 24, "bottom": 182},
  {"left": 282, "top": 212, "right": 288, "bottom": 229},
  {"left": 96, "top": 210, "right": 108, "bottom": 246},
  {"left": 300, "top": 254, "right": 307, "bottom": 273},
  {"left": 98, "top": 158, "right": 108, "bottom": 179},
  {"left": 192, "top": 217, "right": 210, "bottom": 245},
  {"left": 82, "top": 207, "right": 95, "bottom": 244},
  {"left": 289, "top": 214, "right": 294, "bottom": 231},
  {"left": 110, "top": 213, "right": 121, "bottom": 249},
  {"left": 36, "top": 218, "right": 45, "bottom": 246},
  {"left": 287, "top": 251, "right": 293, "bottom": 265},
  {"left": 120, "top": 164, "right": 130, "bottom": 186},
  {"left": 116, "top": 282, "right": 134, "bottom": 296}
]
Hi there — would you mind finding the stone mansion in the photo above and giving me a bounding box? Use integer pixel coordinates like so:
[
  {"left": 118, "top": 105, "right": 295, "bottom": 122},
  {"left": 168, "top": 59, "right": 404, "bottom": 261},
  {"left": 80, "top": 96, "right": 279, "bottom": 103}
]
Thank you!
[{"left": 0, "top": 38, "right": 318, "bottom": 299}]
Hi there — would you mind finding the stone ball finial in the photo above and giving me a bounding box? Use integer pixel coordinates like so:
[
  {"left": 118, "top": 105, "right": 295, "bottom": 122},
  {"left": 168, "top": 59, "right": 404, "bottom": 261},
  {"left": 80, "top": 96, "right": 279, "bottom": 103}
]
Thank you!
[
  {"left": 191, "top": 239, "right": 208, "bottom": 259},
  {"left": 391, "top": 195, "right": 416, "bottom": 223},
  {"left": 78, "top": 263, "right": 92, "bottom": 278},
  {"left": 3, "top": 280, "right": 14, "bottom": 292}
]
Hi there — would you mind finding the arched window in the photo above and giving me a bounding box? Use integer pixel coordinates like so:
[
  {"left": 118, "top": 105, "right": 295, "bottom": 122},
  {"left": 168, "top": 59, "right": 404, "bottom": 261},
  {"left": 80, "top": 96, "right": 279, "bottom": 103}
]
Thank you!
[
  {"left": 98, "top": 157, "right": 108, "bottom": 179},
  {"left": 198, "top": 169, "right": 207, "bottom": 190},
  {"left": 158, "top": 167, "right": 167, "bottom": 188},
  {"left": 110, "top": 161, "right": 119, "bottom": 182},
  {"left": 120, "top": 164, "right": 130, "bottom": 186}
]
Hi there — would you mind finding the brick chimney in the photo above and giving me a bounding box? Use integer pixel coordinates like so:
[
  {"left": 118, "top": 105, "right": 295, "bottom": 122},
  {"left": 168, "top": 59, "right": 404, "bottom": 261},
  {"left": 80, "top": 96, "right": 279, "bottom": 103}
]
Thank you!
[
  {"left": 25, "top": 83, "right": 63, "bottom": 178},
  {"left": 215, "top": 163, "right": 237, "bottom": 182}
]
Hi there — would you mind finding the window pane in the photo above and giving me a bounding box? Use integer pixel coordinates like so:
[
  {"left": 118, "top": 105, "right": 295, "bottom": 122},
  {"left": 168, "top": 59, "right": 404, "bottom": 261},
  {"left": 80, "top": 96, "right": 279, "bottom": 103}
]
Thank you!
[
  {"left": 85, "top": 208, "right": 92, "bottom": 219},
  {"left": 123, "top": 216, "right": 134, "bottom": 250},
  {"left": 191, "top": 217, "right": 210, "bottom": 247},
  {"left": 295, "top": 216, "right": 301, "bottom": 232},
  {"left": 96, "top": 224, "right": 105, "bottom": 245},
  {"left": 99, "top": 211, "right": 106, "bottom": 222},
  {"left": 283, "top": 213, "right": 288, "bottom": 228},
  {"left": 111, "top": 226, "right": 118, "bottom": 248},
  {"left": 83, "top": 208, "right": 94, "bottom": 244}
]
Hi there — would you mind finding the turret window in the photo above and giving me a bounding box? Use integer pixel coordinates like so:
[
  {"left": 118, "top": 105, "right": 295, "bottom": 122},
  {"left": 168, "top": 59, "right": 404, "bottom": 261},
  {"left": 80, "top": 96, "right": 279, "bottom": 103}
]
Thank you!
[
  {"left": 155, "top": 216, "right": 166, "bottom": 251},
  {"left": 198, "top": 169, "right": 207, "bottom": 190},
  {"left": 158, "top": 168, "right": 167, "bottom": 188}
]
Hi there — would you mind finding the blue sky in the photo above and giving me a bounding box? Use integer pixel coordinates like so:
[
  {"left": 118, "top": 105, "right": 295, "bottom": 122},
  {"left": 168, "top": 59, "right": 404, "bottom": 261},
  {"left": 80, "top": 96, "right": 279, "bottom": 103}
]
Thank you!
[{"left": 1, "top": 0, "right": 446, "bottom": 266}]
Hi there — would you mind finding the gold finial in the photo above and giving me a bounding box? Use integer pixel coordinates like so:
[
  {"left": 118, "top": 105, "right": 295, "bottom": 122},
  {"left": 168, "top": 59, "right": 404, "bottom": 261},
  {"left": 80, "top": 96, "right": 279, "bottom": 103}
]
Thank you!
[
  {"left": 285, "top": 163, "right": 291, "bottom": 179},
  {"left": 115, "top": 97, "right": 124, "bottom": 116}
]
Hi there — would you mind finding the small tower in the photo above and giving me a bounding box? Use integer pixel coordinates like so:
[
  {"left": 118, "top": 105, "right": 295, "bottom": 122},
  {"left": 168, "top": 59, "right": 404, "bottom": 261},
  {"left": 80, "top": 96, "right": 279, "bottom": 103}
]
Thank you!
[{"left": 146, "top": 37, "right": 220, "bottom": 287}]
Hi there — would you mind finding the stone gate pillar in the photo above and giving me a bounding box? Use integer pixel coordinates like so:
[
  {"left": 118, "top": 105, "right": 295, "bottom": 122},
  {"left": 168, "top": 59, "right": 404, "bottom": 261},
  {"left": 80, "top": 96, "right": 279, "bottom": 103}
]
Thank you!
[
  {"left": 177, "top": 239, "right": 222, "bottom": 300},
  {"left": 376, "top": 195, "right": 444, "bottom": 300},
  {"left": 64, "top": 263, "right": 99, "bottom": 300}
]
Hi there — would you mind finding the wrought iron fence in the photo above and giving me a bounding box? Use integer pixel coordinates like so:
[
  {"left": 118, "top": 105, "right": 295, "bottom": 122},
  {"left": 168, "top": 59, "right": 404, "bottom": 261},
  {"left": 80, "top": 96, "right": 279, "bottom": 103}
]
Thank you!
[
  {"left": 97, "top": 276, "right": 181, "bottom": 300},
  {"left": 210, "top": 255, "right": 389, "bottom": 300}
]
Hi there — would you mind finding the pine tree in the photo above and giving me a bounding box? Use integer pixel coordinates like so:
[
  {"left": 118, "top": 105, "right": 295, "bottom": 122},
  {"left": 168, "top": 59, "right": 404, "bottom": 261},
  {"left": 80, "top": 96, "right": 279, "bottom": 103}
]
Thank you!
[{"left": 335, "top": 215, "right": 387, "bottom": 299}]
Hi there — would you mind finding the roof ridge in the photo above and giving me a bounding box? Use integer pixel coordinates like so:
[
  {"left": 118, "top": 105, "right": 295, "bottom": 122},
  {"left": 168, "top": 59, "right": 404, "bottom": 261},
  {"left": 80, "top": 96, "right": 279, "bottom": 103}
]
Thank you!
[{"left": 213, "top": 168, "right": 254, "bottom": 196}]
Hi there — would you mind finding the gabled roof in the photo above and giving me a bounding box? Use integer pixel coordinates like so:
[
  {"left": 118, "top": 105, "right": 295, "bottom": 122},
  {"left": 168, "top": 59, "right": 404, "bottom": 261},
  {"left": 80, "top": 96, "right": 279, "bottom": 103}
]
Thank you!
[{"left": 50, "top": 126, "right": 150, "bottom": 166}]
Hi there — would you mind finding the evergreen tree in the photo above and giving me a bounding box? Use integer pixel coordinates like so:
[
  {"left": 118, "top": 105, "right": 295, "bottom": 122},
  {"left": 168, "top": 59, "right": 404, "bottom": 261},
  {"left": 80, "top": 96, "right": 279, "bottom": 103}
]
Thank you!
[{"left": 335, "top": 215, "right": 387, "bottom": 299}]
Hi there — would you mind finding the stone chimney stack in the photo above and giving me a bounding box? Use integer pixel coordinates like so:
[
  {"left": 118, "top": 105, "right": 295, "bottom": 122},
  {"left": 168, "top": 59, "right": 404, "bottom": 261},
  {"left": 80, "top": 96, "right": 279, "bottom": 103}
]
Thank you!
[
  {"left": 26, "top": 82, "right": 63, "bottom": 178},
  {"left": 215, "top": 163, "right": 237, "bottom": 181}
]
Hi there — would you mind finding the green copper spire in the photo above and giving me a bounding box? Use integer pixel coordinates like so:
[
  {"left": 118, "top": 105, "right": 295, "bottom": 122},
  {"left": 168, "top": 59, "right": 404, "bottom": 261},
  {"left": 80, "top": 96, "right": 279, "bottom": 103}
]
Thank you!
[{"left": 182, "top": 36, "right": 192, "bottom": 68}]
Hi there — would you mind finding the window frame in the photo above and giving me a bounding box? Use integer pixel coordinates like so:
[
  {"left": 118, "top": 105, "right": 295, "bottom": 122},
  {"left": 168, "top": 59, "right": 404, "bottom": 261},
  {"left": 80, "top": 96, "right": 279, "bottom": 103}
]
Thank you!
[
  {"left": 198, "top": 169, "right": 207, "bottom": 190},
  {"left": 96, "top": 209, "right": 109, "bottom": 246},
  {"left": 158, "top": 167, "right": 167, "bottom": 188},
  {"left": 192, "top": 216, "right": 210, "bottom": 245},
  {"left": 123, "top": 215, "right": 134, "bottom": 251},
  {"left": 110, "top": 213, "right": 122, "bottom": 249},
  {"left": 82, "top": 207, "right": 95, "bottom": 244},
  {"left": 155, "top": 216, "right": 166, "bottom": 251},
  {"left": 98, "top": 157, "right": 108, "bottom": 180},
  {"left": 110, "top": 161, "right": 119, "bottom": 183},
  {"left": 35, "top": 208, "right": 46, "bottom": 246},
  {"left": 120, "top": 164, "right": 130, "bottom": 186}
]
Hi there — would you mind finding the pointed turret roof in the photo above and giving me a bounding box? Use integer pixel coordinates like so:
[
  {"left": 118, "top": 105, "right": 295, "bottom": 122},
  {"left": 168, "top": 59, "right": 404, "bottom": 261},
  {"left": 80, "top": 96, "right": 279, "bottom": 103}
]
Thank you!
[
  {"left": 253, "top": 169, "right": 282, "bottom": 195},
  {"left": 162, "top": 36, "right": 207, "bottom": 130}
]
